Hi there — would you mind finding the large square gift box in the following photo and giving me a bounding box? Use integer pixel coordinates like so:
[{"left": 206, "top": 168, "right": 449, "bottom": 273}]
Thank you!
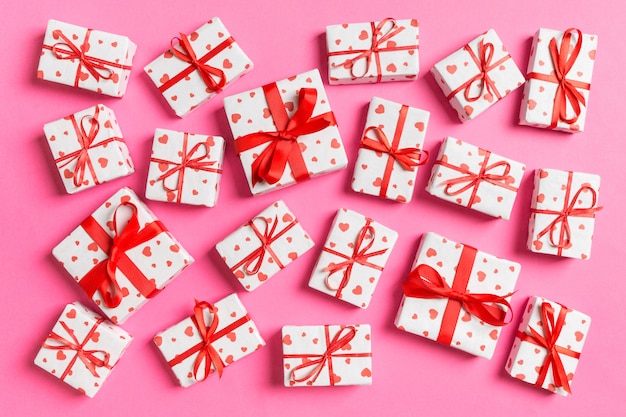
[
  {"left": 52, "top": 187, "right": 194, "bottom": 324},
  {"left": 506, "top": 296, "right": 591, "bottom": 396},
  {"left": 154, "top": 294, "right": 265, "bottom": 387},
  {"left": 216, "top": 200, "right": 314, "bottom": 291},
  {"left": 224, "top": 69, "right": 348, "bottom": 195},
  {"left": 308, "top": 208, "right": 397, "bottom": 308},
  {"left": 145, "top": 128, "right": 225, "bottom": 207},
  {"left": 431, "top": 29, "right": 525, "bottom": 122},
  {"left": 426, "top": 137, "right": 526, "bottom": 219},
  {"left": 282, "top": 324, "right": 372, "bottom": 386},
  {"left": 144, "top": 18, "right": 253, "bottom": 117},
  {"left": 37, "top": 20, "right": 136, "bottom": 97},
  {"left": 44, "top": 104, "right": 134, "bottom": 194},
  {"left": 34, "top": 302, "right": 133, "bottom": 397},
  {"left": 527, "top": 168, "right": 601, "bottom": 259},
  {"left": 519, "top": 28, "right": 598, "bottom": 132},
  {"left": 395, "top": 232, "right": 520, "bottom": 359},
  {"left": 351, "top": 97, "right": 430, "bottom": 202},
  {"left": 326, "top": 18, "right": 419, "bottom": 85}
]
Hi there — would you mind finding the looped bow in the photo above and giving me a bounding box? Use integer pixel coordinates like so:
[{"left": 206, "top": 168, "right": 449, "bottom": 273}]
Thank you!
[
  {"left": 360, "top": 126, "right": 429, "bottom": 171},
  {"left": 191, "top": 300, "right": 225, "bottom": 379},
  {"left": 51, "top": 30, "right": 113, "bottom": 81},
  {"left": 56, "top": 110, "right": 101, "bottom": 187},
  {"left": 171, "top": 33, "right": 226, "bottom": 92},
  {"left": 157, "top": 141, "right": 218, "bottom": 193},
  {"left": 243, "top": 216, "right": 285, "bottom": 275},
  {"left": 442, "top": 159, "right": 513, "bottom": 197},
  {"left": 403, "top": 264, "right": 513, "bottom": 326},
  {"left": 463, "top": 40, "right": 500, "bottom": 102}
]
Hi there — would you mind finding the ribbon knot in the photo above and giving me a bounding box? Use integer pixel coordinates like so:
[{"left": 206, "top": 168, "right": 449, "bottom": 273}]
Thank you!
[
  {"left": 243, "top": 216, "right": 286, "bottom": 275},
  {"left": 190, "top": 300, "right": 225, "bottom": 380},
  {"left": 171, "top": 33, "right": 227, "bottom": 92},
  {"left": 361, "top": 126, "right": 429, "bottom": 171},
  {"left": 51, "top": 30, "right": 114, "bottom": 82}
]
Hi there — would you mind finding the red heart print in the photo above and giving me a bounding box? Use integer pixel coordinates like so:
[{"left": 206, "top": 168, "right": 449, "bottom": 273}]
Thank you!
[{"left": 446, "top": 65, "right": 457, "bottom": 74}]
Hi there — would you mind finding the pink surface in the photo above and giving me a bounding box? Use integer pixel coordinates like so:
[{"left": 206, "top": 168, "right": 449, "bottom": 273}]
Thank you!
[{"left": 2, "top": 0, "right": 624, "bottom": 415}]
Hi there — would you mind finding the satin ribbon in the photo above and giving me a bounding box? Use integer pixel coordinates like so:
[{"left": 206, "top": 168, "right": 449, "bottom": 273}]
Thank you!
[
  {"left": 78, "top": 202, "right": 167, "bottom": 309},
  {"left": 150, "top": 134, "right": 222, "bottom": 203},
  {"left": 167, "top": 300, "right": 252, "bottom": 380},
  {"left": 402, "top": 245, "right": 513, "bottom": 345},
  {"left": 42, "top": 319, "right": 111, "bottom": 381},
  {"left": 516, "top": 302, "right": 581, "bottom": 394},
  {"left": 43, "top": 29, "right": 131, "bottom": 87},
  {"left": 233, "top": 84, "right": 337, "bottom": 186},
  {"left": 531, "top": 171, "right": 601, "bottom": 256},
  {"left": 447, "top": 39, "right": 512, "bottom": 103},
  {"left": 527, "top": 28, "right": 590, "bottom": 129},
  {"left": 322, "top": 219, "right": 387, "bottom": 299},
  {"left": 159, "top": 33, "right": 233, "bottom": 93},
  {"left": 328, "top": 18, "right": 418, "bottom": 83},
  {"left": 436, "top": 150, "right": 518, "bottom": 208},
  {"left": 284, "top": 326, "right": 371, "bottom": 385},
  {"left": 360, "top": 104, "right": 429, "bottom": 198}
]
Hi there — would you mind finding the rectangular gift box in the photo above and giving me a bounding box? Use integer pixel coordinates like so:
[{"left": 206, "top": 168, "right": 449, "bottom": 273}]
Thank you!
[
  {"left": 519, "top": 28, "right": 598, "bottom": 132},
  {"left": 425, "top": 137, "right": 526, "bottom": 219},
  {"left": 52, "top": 187, "right": 194, "bottom": 324},
  {"left": 37, "top": 19, "right": 136, "bottom": 97},
  {"left": 506, "top": 296, "right": 591, "bottom": 396},
  {"left": 394, "top": 232, "right": 520, "bottom": 359},
  {"left": 44, "top": 104, "right": 134, "bottom": 194},
  {"left": 145, "top": 128, "right": 225, "bottom": 207},
  {"left": 282, "top": 324, "right": 372, "bottom": 386},
  {"left": 154, "top": 294, "right": 265, "bottom": 387},
  {"left": 527, "top": 168, "right": 601, "bottom": 259},
  {"left": 352, "top": 97, "right": 430, "bottom": 202},
  {"left": 326, "top": 18, "right": 419, "bottom": 85},
  {"left": 224, "top": 68, "right": 348, "bottom": 195},
  {"left": 431, "top": 29, "right": 525, "bottom": 122},
  {"left": 34, "top": 302, "right": 132, "bottom": 397},
  {"left": 144, "top": 18, "right": 253, "bottom": 117},
  {"left": 308, "top": 209, "right": 398, "bottom": 308}
]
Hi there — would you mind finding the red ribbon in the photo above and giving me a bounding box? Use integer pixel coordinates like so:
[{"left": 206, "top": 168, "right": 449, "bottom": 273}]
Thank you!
[
  {"left": 531, "top": 171, "right": 602, "bottom": 256},
  {"left": 360, "top": 104, "right": 429, "bottom": 198},
  {"left": 43, "top": 29, "right": 131, "bottom": 87},
  {"left": 233, "top": 84, "right": 337, "bottom": 186},
  {"left": 167, "top": 300, "right": 252, "bottom": 380},
  {"left": 436, "top": 150, "right": 518, "bottom": 208},
  {"left": 78, "top": 202, "right": 167, "bottom": 309},
  {"left": 158, "top": 33, "right": 234, "bottom": 93},
  {"left": 527, "top": 28, "right": 590, "bottom": 129},
  {"left": 328, "top": 18, "right": 418, "bottom": 83},
  {"left": 517, "top": 302, "right": 581, "bottom": 394},
  {"left": 447, "top": 39, "right": 511, "bottom": 103},
  {"left": 402, "top": 245, "right": 513, "bottom": 346},
  {"left": 284, "top": 326, "right": 371, "bottom": 385},
  {"left": 42, "top": 319, "right": 112, "bottom": 381},
  {"left": 322, "top": 219, "right": 387, "bottom": 299},
  {"left": 150, "top": 134, "right": 222, "bottom": 203}
]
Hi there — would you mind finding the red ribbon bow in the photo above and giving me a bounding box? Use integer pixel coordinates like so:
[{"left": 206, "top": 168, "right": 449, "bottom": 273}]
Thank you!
[
  {"left": 78, "top": 202, "right": 167, "bottom": 309},
  {"left": 42, "top": 319, "right": 111, "bottom": 381},
  {"left": 527, "top": 28, "right": 590, "bottom": 129},
  {"left": 50, "top": 30, "right": 114, "bottom": 83},
  {"left": 233, "top": 84, "right": 337, "bottom": 186},
  {"left": 517, "top": 302, "right": 581, "bottom": 394},
  {"left": 170, "top": 33, "right": 227, "bottom": 92},
  {"left": 322, "top": 220, "right": 387, "bottom": 299}
]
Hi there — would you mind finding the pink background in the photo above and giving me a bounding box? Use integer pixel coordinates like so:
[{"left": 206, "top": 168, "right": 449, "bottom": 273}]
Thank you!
[{"left": 2, "top": 0, "right": 624, "bottom": 415}]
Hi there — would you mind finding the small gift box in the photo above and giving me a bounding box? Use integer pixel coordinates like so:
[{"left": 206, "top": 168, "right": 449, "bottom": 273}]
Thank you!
[
  {"left": 44, "top": 104, "right": 134, "bottom": 194},
  {"left": 425, "top": 137, "right": 526, "bottom": 219},
  {"left": 394, "top": 232, "right": 520, "bottom": 359},
  {"left": 326, "top": 18, "right": 419, "bottom": 85},
  {"left": 520, "top": 28, "right": 598, "bottom": 132},
  {"left": 154, "top": 294, "right": 265, "bottom": 387},
  {"left": 34, "top": 302, "right": 132, "bottom": 397},
  {"left": 351, "top": 97, "right": 429, "bottom": 202},
  {"left": 506, "top": 296, "right": 591, "bottom": 396},
  {"left": 282, "top": 324, "right": 372, "bottom": 386},
  {"left": 52, "top": 187, "right": 194, "bottom": 323},
  {"left": 308, "top": 209, "right": 397, "bottom": 308},
  {"left": 431, "top": 29, "right": 525, "bottom": 122},
  {"left": 224, "top": 69, "right": 348, "bottom": 195},
  {"left": 527, "top": 168, "right": 601, "bottom": 259},
  {"left": 145, "top": 128, "right": 225, "bottom": 207},
  {"left": 37, "top": 19, "right": 136, "bottom": 97},
  {"left": 144, "top": 18, "right": 253, "bottom": 117},
  {"left": 216, "top": 200, "right": 314, "bottom": 291}
]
